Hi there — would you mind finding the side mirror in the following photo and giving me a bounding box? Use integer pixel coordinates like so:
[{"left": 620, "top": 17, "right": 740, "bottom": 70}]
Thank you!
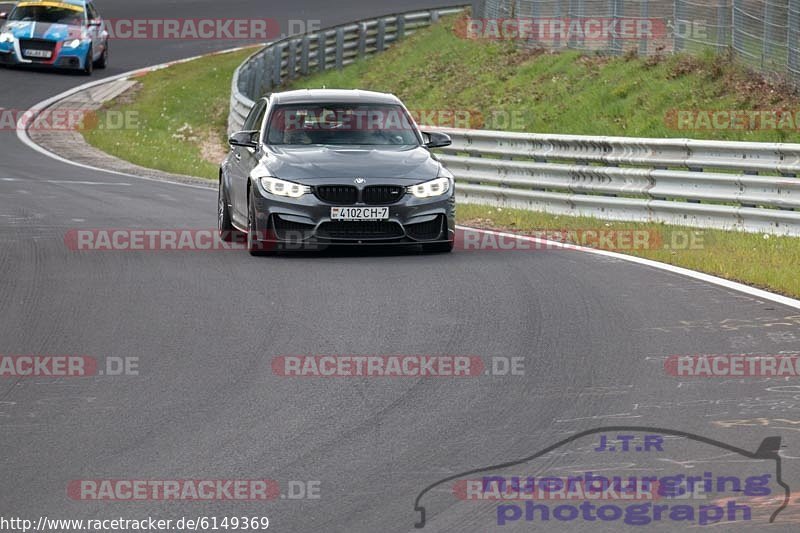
[
  {"left": 88, "top": 19, "right": 102, "bottom": 27},
  {"left": 229, "top": 130, "right": 259, "bottom": 149},
  {"left": 422, "top": 131, "right": 452, "bottom": 149},
  {"left": 0, "top": 13, "right": 8, "bottom": 20}
]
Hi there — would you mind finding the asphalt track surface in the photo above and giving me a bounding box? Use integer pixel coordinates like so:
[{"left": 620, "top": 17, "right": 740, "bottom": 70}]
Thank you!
[{"left": 1, "top": 1, "right": 800, "bottom": 532}]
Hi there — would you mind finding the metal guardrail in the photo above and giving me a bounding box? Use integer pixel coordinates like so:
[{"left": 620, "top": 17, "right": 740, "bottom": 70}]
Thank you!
[
  {"left": 228, "top": 5, "right": 800, "bottom": 236},
  {"left": 439, "top": 128, "right": 800, "bottom": 235},
  {"left": 229, "top": 6, "right": 467, "bottom": 134}
]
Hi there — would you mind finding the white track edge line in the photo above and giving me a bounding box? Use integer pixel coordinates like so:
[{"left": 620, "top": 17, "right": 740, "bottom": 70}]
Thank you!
[
  {"left": 15, "top": 44, "right": 261, "bottom": 191},
  {"left": 455, "top": 225, "right": 800, "bottom": 311}
]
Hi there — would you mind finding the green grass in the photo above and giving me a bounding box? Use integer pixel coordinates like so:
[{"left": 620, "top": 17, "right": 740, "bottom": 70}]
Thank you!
[
  {"left": 83, "top": 48, "right": 255, "bottom": 179},
  {"left": 459, "top": 204, "right": 800, "bottom": 298},
  {"left": 283, "top": 14, "right": 800, "bottom": 142}
]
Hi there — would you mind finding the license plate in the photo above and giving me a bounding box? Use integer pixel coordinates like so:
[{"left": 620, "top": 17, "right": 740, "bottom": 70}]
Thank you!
[
  {"left": 24, "top": 49, "right": 52, "bottom": 58},
  {"left": 331, "top": 207, "right": 389, "bottom": 221}
]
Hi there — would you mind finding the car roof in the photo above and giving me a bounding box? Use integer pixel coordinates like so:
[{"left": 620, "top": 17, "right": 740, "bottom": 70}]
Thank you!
[
  {"left": 15, "top": 0, "right": 88, "bottom": 6},
  {"left": 269, "top": 89, "right": 402, "bottom": 106}
]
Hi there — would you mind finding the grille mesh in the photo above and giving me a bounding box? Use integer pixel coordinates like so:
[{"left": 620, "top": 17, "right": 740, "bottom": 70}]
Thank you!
[
  {"left": 363, "top": 185, "right": 405, "bottom": 205},
  {"left": 406, "top": 216, "right": 445, "bottom": 240},
  {"left": 315, "top": 186, "right": 358, "bottom": 204},
  {"left": 317, "top": 221, "right": 404, "bottom": 240}
]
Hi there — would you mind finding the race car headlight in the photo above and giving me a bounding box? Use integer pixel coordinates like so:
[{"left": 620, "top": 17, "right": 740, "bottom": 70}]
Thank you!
[
  {"left": 64, "top": 39, "right": 82, "bottom": 48},
  {"left": 409, "top": 177, "right": 451, "bottom": 198},
  {"left": 0, "top": 32, "right": 14, "bottom": 43},
  {"left": 259, "top": 176, "right": 310, "bottom": 198}
]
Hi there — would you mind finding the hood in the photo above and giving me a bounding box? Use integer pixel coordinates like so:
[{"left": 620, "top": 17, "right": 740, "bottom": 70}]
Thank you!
[
  {"left": 3, "top": 21, "right": 83, "bottom": 41},
  {"left": 261, "top": 145, "right": 441, "bottom": 183}
]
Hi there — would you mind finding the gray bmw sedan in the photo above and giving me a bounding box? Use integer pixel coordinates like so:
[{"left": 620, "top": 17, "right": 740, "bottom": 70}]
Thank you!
[{"left": 219, "top": 89, "right": 455, "bottom": 255}]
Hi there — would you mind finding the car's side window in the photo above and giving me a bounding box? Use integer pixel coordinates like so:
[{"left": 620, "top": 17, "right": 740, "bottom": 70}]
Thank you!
[
  {"left": 87, "top": 3, "right": 99, "bottom": 21},
  {"left": 243, "top": 100, "right": 267, "bottom": 132}
]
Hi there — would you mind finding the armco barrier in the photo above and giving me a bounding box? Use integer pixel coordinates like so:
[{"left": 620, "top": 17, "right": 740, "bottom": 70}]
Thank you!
[
  {"left": 439, "top": 129, "right": 800, "bottom": 235},
  {"left": 228, "top": 6, "right": 800, "bottom": 236},
  {"left": 229, "top": 6, "right": 467, "bottom": 134}
]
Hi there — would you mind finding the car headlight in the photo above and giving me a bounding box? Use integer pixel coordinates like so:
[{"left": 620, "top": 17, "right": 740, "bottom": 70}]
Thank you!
[
  {"left": 0, "top": 32, "right": 14, "bottom": 44},
  {"left": 64, "top": 39, "right": 82, "bottom": 49},
  {"left": 259, "top": 176, "right": 310, "bottom": 198},
  {"left": 409, "top": 177, "right": 451, "bottom": 198}
]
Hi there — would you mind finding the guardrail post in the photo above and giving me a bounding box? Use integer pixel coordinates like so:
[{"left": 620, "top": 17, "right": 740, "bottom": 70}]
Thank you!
[
  {"left": 397, "top": 15, "right": 405, "bottom": 40},
  {"left": 741, "top": 169, "right": 759, "bottom": 207},
  {"left": 258, "top": 54, "right": 269, "bottom": 95},
  {"left": 272, "top": 44, "right": 283, "bottom": 87},
  {"left": 300, "top": 35, "right": 310, "bottom": 75},
  {"left": 431, "top": 9, "right": 440, "bottom": 24},
  {"left": 243, "top": 65, "right": 254, "bottom": 99},
  {"left": 335, "top": 27, "right": 344, "bottom": 69},
  {"left": 236, "top": 63, "right": 245, "bottom": 97},
  {"left": 357, "top": 23, "right": 367, "bottom": 58},
  {"left": 238, "top": 64, "right": 248, "bottom": 98},
  {"left": 287, "top": 40, "right": 297, "bottom": 80},
  {"left": 377, "top": 19, "right": 386, "bottom": 51},
  {"left": 253, "top": 63, "right": 266, "bottom": 98},
  {"left": 317, "top": 33, "right": 327, "bottom": 72},
  {"left": 262, "top": 53, "right": 273, "bottom": 95},
  {"left": 651, "top": 165, "right": 667, "bottom": 200}
]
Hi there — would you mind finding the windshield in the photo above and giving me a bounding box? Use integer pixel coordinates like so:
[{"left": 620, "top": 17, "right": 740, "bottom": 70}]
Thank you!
[
  {"left": 9, "top": 5, "right": 85, "bottom": 25},
  {"left": 266, "top": 103, "right": 420, "bottom": 146}
]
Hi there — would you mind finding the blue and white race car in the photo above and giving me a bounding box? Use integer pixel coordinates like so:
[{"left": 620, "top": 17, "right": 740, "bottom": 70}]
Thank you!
[{"left": 0, "top": 0, "right": 108, "bottom": 74}]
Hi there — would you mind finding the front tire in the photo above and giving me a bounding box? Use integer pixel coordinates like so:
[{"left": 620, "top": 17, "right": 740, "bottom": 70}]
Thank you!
[
  {"left": 218, "top": 178, "right": 237, "bottom": 242},
  {"left": 95, "top": 42, "right": 108, "bottom": 69},
  {"left": 247, "top": 194, "right": 274, "bottom": 256},
  {"left": 82, "top": 46, "right": 93, "bottom": 76}
]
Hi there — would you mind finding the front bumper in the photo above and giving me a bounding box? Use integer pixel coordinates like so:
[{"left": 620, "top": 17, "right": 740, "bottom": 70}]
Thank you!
[
  {"left": 250, "top": 181, "right": 456, "bottom": 249},
  {"left": 0, "top": 40, "right": 89, "bottom": 69}
]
